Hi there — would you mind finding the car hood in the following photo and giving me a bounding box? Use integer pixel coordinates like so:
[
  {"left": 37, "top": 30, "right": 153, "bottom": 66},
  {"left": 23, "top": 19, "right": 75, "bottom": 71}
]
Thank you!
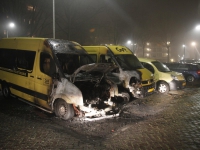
[
  {"left": 167, "top": 71, "right": 186, "bottom": 80},
  {"left": 70, "top": 63, "right": 119, "bottom": 82}
]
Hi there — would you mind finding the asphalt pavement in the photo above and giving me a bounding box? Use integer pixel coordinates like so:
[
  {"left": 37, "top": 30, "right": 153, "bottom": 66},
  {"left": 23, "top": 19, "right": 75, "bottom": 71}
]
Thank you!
[{"left": 0, "top": 83, "right": 200, "bottom": 149}]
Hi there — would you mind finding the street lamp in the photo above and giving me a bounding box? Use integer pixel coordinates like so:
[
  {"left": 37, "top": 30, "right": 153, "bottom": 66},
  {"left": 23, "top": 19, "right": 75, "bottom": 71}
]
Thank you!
[
  {"left": 182, "top": 45, "right": 186, "bottom": 61},
  {"left": 195, "top": 25, "right": 200, "bottom": 30},
  {"left": 127, "top": 40, "right": 133, "bottom": 52},
  {"left": 7, "top": 22, "right": 15, "bottom": 38}
]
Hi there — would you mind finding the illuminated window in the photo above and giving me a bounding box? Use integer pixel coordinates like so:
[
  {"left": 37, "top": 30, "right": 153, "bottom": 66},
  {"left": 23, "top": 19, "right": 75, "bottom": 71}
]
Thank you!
[
  {"left": 162, "top": 53, "right": 167, "bottom": 57},
  {"left": 27, "top": 5, "right": 33, "bottom": 11}
]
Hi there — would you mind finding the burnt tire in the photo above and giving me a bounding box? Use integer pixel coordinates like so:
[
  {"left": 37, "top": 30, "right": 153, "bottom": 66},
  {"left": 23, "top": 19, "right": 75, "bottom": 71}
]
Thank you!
[
  {"left": 157, "top": 82, "right": 169, "bottom": 94},
  {"left": 2, "top": 83, "right": 11, "bottom": 99},
  {"left": 54, "top": 99, "right": 74, "bottom": 120},
  {"left": 186, "top": 75, "right": 195, "bottom": 83}
]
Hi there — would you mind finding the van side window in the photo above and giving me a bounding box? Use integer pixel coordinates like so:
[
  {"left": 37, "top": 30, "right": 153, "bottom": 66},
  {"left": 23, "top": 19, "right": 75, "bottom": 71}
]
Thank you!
[
  {"left": 89, "top": 54, "right": 97, "bottom": 62},
  {"left": 40, "top": 52, "right": 56, "bottom": 76},
  {"left": 16, "top": 50, "right": 36, "bottom": 70},
  {"left": 142, "top": 62, "right": 155, "bottom": 74},
  {"left": 100, "top": 55, "right": 114, "bottom": 64},
  {"left": 100, "top": 55, "right": 107, "bottom": 63},
  {"left": 0, "top": 48, "right": 35, "bottom": 71},
  {"left": 0, "top": 48, "right": 16, "bottom": 69}
]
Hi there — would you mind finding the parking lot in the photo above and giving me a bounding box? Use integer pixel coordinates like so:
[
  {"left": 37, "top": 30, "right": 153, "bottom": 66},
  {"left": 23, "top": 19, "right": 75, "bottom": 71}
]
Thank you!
[{"left": 0, "top": 83, "right": 200, "bottom": 149}]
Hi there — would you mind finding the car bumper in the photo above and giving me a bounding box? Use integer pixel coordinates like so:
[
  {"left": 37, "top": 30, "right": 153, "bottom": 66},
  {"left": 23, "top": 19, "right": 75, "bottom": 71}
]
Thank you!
[
  {"left": 142, "top": 82, "right": 156, "bottom": 96},
  {"left": 169, "top": 80, "right": 186, "bottom": 91}
]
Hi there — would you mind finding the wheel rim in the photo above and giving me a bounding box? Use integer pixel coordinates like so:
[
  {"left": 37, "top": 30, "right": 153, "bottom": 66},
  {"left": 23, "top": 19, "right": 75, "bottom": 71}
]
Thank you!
[
  {"left": 159, "top": 84, "right": 167, "bottom": 93},
  {"left": 59, "top": 105, "right": 66, "bottom": 116},
  {"left": 187, "top": 76, "right": 194, "bottom": 82}
]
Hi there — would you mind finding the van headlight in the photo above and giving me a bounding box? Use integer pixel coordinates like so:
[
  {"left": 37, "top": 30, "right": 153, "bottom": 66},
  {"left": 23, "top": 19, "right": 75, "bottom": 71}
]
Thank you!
[{"left": 171, "top": 74, "right": 178, "bottom": 80}]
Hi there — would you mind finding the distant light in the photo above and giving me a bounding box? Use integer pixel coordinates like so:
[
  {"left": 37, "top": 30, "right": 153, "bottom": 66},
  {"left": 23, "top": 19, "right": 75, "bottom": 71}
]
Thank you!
[
  {"left": 167, "top": 41, "right": 170, "bottom": 45},
  {"left": 191, "top": 42, "right": 196, "bottom": 46},
  {"left": 196, "top": 25, "right": 200, "bottom": 30},
  {"left": 9, "top": 23, "right": 15, "bottom": 28},
  {"left": 170, "top": 59, "right": 174, "bottom": 62},
  {"left": 182, "top": 45, "right": 185, "bottom": 47},
  {"left": 127, "top": 40, "right": 132, "bottom": 44},
  {"left": 147, "top": 43, "right": 150, "bottom": 45}
]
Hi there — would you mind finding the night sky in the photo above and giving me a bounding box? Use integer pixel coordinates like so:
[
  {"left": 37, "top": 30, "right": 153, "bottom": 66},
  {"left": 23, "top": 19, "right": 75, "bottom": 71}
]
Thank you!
[{"left": 0, "top": 0, "right": 200, "bottom": 59}]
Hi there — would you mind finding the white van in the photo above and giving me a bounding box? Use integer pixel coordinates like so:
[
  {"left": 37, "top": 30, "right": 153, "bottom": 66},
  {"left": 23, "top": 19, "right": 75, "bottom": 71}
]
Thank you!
[{"left": 138, "top": 58, "right": 186, "bottom": 94}]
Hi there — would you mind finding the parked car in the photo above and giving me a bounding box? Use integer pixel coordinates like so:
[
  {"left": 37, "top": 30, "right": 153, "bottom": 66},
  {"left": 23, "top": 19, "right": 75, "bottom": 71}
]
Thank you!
[
  {"left": 139, "top": 58, "right": 186, "bottom": 94},
  {"left": 165, "top": 63, "right": 200, "bottom": 83}
]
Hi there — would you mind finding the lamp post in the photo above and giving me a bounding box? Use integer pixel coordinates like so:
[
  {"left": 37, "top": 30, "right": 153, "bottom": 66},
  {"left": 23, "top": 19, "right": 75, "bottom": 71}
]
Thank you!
[
  {"left": 182, "top": 45, "right": 186, "bottom": 61},
  {"left": 7, "top": 22, "right": 15, "bottom": 38},
  {"left": 167, "top": 41, "right": 170, "bottom": 63},
  {"left": 53, "top": 0, "right": 55, "bottom": 39},
  {"left": 191, "top": 42, "right": 196, "bottom": 60}
]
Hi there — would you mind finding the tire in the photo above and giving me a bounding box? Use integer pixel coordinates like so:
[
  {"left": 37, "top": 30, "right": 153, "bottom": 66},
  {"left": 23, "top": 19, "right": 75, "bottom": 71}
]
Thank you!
[
  {"left": 54, "top": 99, "right": 74, "bottom": 120},
  {"left": 157, "top": 82, "right": 169, "bottom": 94},
  {"left": 186, "top": 75, "right": 195, "bottom": 83},
  {"left": 2, "top": 83, "right": 11, "bottom": 99}
]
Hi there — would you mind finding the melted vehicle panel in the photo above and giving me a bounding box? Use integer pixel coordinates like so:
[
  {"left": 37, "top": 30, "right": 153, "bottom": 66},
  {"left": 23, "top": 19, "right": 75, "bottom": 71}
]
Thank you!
[{"left": 45, "top": 40, "right": 128, "bottom": 118}]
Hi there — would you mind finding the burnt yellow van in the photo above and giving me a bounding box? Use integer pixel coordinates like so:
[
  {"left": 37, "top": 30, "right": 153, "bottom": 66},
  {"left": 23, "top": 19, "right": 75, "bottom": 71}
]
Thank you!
[
  {"left": 83, "top": 45, "right": 155, "bottom": 98},
  {"left": 0, "top": 38, "right": 126, "bottom": 120}
]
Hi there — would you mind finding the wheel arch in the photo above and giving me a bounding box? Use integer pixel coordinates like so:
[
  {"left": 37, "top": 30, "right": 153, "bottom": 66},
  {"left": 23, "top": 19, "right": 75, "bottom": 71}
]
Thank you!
[{"left": 51, "top": 93, "right": 83, "bottom": 111}]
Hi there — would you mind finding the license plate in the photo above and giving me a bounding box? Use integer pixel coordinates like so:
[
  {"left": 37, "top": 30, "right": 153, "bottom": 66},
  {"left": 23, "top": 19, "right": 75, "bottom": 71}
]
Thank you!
[{"left": 148, "top": 88, "right": 154, "bottom": 93}]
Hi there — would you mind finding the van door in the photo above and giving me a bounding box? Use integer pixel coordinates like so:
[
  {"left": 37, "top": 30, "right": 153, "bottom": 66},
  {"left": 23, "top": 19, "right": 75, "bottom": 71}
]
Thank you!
[
  {"left": 16, "top": 50, "right": 36, "bottom": 102},
  {"left": 34, "top": 52, "right": 56, "bottom": 110}
]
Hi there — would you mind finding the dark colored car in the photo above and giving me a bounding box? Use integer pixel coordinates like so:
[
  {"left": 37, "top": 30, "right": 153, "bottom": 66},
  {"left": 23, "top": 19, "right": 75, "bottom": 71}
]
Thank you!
[{"left": 165, "top": 63, "right": 200, "bottom": 83}]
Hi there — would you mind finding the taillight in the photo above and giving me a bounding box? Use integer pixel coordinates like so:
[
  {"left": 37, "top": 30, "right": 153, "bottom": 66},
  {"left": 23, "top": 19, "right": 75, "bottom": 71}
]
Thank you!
[{"left": 197, "top": 70, "right": 200, "bottom": 75}]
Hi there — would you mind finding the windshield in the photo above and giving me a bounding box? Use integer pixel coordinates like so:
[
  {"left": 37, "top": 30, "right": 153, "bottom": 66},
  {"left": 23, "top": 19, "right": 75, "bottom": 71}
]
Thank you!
[
  {"left": 56, "top": 53, "right": 94, "bottom": 75},
  {"left": 114, "top": 54, "right": 144, "bottom": 70},
  {"left": 152, "top": 61, "right": 171, "bottom": 72}
]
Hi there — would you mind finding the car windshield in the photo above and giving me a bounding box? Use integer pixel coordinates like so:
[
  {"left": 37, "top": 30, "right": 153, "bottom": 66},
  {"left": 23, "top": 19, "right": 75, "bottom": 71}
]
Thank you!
[
  {"left": 56, "top": 53, "right": 94, "bottom": 75},
  {"left": 152, "top": 61, "right": 171, "bottom": 72},
  {"left": 114, "top": 54, "right": 144, "bottom": 70}
]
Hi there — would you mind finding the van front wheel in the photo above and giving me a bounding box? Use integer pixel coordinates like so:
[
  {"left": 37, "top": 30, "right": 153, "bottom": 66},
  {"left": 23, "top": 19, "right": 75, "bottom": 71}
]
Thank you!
[
  {"left": 54, "top": 99, "right": 74, "bottom": 120},
  {"left": 157, "top": 82, "right": 169, "bottom": 94}
]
